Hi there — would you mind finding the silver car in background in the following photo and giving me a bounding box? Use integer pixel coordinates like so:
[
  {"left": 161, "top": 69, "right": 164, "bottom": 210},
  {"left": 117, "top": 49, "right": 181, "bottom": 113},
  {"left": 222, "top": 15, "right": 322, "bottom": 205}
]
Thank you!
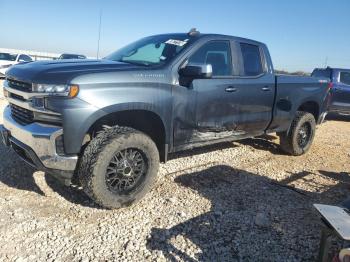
[{"left": 0, "top": 53, "right": 33, "bottom": 78}]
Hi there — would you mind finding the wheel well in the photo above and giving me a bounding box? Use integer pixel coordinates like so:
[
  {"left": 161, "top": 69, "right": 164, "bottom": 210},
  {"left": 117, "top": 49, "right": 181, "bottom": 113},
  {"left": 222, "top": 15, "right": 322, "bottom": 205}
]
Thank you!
[
  {"left": 297, "top": 101, "right": 319, "bottom": 121},
  {"left": 87, "top": 110, "right": 167, "bottom": 161}
]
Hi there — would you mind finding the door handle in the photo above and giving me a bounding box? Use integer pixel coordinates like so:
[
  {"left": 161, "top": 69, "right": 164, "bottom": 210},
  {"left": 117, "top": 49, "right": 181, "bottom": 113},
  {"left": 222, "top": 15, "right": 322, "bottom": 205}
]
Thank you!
[
  {"left": 225, "top": 86, "right": 237, "bottom": 92},
  {"left": 261, "top": 86, "right": 271, "bottom": 91}
]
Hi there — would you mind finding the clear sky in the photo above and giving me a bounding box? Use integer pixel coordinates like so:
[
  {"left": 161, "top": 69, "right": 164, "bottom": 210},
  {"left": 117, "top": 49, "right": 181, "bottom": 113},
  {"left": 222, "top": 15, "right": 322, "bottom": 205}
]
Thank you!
[{"left": 0, "top": 0, "right": 349, "bottom": 72}]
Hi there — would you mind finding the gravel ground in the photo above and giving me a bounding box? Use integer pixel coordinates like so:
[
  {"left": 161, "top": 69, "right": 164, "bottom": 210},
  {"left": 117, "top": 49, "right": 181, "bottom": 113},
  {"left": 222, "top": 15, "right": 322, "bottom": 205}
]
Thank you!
[{"left": 0, "top": 96, "right": 350, "bottom": 261}]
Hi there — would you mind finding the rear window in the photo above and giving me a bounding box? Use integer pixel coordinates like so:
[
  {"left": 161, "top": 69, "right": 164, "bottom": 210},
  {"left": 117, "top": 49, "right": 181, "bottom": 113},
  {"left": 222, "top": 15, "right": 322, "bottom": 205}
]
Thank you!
[
  {"left": 340, "top": 72, "right": 350, "bottom": 85},
  {"left": 311, "top": 69, "right": 331, "bottom": 79},
  {"left": 59, "top": 54, "right": 86, "bottom": 59},
  {"left": 240, "top": 43, "right": 263, "bottom": 76}
]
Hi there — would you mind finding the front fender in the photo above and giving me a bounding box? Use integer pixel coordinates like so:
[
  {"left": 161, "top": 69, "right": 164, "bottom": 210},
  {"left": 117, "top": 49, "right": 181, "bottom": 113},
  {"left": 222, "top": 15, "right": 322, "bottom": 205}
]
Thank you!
[{"left": 62, "top": 102, "right": 171, "bottom": 154}]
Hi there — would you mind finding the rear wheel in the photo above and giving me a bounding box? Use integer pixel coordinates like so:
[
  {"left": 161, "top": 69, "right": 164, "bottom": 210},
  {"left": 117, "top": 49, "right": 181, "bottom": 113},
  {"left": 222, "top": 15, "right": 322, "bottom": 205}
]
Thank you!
[
  {"left": 279, "top": 111, "right": 316, "bottom": 156},
  {"left": 78, "top": 126, "right": 159, "bottom": 209}
]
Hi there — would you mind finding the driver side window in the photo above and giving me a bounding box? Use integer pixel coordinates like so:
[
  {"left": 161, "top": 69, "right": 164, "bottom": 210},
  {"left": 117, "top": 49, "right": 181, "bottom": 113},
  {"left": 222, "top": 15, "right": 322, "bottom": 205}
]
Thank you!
[
  {"left": 188, "top": 41, "right": 232, "bottom": 77},
  {"left": 19, "top": 54, "right": 32, "bottom": 62}
]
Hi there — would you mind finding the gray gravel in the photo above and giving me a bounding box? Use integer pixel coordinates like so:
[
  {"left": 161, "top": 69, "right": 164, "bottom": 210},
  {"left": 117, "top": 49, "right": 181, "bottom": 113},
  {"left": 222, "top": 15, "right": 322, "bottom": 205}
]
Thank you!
[{"left": 0, "top": 97, "right": 350, "bottom": 261}]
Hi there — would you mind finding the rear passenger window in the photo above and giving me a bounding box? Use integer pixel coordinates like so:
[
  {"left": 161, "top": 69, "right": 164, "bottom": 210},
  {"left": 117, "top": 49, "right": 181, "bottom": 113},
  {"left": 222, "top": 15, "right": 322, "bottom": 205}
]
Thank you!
[
  {"left": 311, "top": 69, "right": 331, "bottom": 79},
  {"left": 340, "top": 72, "right": 350, "bottom": 85},
  {"left": 189, "top": 41, "right": 232, "bottom": 77},
  {"left": 240, "top": 43, "right": 263, "bottom": 76}
]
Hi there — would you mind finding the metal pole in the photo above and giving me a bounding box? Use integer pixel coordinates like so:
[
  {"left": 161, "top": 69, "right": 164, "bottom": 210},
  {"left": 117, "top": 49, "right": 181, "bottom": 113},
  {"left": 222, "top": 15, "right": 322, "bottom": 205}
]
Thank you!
[{"left": 96, "top": 9, "right": 102, "bottom": 59}]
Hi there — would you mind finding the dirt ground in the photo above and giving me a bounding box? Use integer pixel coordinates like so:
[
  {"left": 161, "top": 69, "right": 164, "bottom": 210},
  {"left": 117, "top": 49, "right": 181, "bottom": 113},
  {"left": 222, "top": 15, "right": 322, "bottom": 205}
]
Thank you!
[{"left": 0, "top": 94, "right": 349, "bottom": 261}]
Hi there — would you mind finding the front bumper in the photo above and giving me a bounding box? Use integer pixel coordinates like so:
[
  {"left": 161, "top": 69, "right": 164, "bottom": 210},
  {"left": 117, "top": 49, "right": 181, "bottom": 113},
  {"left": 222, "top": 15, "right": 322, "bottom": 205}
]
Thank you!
[{"left": 1, "top": 105, "right": 78, "bottom": 178}]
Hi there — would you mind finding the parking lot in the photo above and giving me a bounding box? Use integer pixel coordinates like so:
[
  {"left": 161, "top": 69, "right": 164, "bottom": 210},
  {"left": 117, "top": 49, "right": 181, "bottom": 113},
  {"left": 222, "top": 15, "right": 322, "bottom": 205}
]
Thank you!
[{"left": 0, "top": 91, "right": 349, "bottom": 261}]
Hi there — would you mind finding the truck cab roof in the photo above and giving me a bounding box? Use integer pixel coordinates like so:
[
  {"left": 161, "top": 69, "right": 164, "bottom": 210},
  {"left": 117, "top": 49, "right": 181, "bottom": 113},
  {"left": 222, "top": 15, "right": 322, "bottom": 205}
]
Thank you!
[
  {"left": 153, "top": 32, "right": 266, "bottom": 47},
  {"left": 312, "top": 67, "right": 350, "bottom": 80}
]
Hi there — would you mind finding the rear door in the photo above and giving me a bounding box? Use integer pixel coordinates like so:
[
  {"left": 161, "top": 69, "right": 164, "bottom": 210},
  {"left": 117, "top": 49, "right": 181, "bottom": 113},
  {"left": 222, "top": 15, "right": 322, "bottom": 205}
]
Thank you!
[
  {"left": 332, "top": 70, "right": 350, "bottom": 112},
  {"left": 229, "top": 42, "right": 275, "bottom": 133}
]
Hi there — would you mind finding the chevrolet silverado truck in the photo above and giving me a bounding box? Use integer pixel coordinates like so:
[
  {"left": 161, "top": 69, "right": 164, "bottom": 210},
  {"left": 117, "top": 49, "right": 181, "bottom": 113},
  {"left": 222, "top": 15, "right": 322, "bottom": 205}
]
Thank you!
[{"left": 0, "top": 30, "right": 330, "bottom": 208}]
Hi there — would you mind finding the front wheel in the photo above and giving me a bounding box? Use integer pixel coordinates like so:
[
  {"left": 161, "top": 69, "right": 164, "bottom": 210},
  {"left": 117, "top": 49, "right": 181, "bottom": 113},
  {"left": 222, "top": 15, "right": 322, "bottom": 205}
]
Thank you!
[
  {"left": 78, "top": 126, "right": 159, "bottom": 209},
  {"left": 279, "top": 111, "right": 316, "bottom": 156}
]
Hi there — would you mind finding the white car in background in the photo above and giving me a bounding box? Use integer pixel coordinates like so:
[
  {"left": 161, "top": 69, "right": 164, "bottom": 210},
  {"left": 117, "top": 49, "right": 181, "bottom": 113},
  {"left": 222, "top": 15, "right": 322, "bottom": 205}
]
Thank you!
[{"left": 0, "top": 53, "right": 33, "bottom": 78}]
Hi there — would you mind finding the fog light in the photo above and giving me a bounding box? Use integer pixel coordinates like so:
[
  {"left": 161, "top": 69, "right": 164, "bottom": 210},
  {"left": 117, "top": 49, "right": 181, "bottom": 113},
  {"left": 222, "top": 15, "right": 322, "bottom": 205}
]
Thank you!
[
  {"left": 33, "top": 97, "right": 44, "bottom": 108},
  {"left": 55, "top": 135, "right": 65, "bottom": 156}
]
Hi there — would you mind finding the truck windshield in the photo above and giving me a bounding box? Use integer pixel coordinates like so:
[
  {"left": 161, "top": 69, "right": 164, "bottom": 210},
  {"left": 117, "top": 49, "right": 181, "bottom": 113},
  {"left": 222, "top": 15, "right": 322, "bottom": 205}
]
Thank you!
[
  {"left": 105, "top": 34, "right": 195, "bottom": 66},
  {"left": 0, "top": 53, "right": 16, "bottom": 61}
]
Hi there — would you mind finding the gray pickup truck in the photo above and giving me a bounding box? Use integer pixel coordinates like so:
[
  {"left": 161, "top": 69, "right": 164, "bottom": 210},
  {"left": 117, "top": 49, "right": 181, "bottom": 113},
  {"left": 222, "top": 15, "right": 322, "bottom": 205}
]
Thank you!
[{"left": 1, "top": 30, "right": 330, "bottom": 208}]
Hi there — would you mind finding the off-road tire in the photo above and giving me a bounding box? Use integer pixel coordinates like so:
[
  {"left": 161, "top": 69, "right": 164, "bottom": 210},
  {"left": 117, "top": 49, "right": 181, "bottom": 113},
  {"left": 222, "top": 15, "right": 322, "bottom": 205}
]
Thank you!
[
  {"left": 78, "top": 126, "right": 159, "bottom": 209},
  {"left": 279, "top": 111, "right": 316, "bottom": 156}
]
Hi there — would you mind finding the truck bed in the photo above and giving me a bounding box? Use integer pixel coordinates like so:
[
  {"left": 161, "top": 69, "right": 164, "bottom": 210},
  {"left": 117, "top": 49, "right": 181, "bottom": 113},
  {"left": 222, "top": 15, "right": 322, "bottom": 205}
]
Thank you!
[{"left": 267, "top": 74, "right": 329, "bottom": 132}]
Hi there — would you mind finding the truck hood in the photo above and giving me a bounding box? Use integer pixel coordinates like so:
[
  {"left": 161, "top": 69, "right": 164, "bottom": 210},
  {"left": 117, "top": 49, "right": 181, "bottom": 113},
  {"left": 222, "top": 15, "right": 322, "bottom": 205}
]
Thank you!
[{"left": 5, "top": 59, "right": 144, "bottom": 84}]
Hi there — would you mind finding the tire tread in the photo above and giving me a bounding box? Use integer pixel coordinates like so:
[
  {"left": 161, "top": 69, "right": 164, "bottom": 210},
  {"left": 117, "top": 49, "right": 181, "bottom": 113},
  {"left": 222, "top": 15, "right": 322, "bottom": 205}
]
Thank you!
[
  {"left": 78, "top": 126, "right": 158, "bottom": 208},
  {"left": 279, "top": 111, "right": 316, "bottom": 156}
]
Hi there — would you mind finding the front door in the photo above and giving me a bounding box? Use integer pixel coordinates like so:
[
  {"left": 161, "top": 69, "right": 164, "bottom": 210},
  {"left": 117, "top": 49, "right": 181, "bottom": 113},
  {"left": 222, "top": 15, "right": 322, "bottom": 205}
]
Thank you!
[
  {"left": 174, "top": 40, "right": 243, "bottom": 145},
  {"left": 228, "top": 42, "right": 275, "bottom": 133}
]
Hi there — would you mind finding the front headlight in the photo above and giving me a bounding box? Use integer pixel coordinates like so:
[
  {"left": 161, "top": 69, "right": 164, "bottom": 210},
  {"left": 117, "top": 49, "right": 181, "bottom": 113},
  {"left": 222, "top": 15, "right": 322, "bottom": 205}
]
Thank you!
[{"left": 32, "top": 84, "right": 79, "bottom": 98}]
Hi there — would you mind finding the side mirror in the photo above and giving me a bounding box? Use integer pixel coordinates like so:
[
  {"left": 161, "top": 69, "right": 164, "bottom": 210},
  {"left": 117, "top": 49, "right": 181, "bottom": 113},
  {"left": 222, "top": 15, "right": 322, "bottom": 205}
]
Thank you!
[{"left": 179, "top": 63, "right": 213, "bottom": 79}]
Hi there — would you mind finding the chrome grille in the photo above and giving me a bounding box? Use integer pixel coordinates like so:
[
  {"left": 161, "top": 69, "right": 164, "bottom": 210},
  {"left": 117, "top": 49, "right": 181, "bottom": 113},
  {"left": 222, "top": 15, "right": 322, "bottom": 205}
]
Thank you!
[
  {"left": 10, "top": 93, "right": 26, "bottom": 101},
  {"left": 10, "top": 104, "right": 34, "bottom": 125},
  {"left": 7, "top": 79, "right": 32, "bottom": 92}
]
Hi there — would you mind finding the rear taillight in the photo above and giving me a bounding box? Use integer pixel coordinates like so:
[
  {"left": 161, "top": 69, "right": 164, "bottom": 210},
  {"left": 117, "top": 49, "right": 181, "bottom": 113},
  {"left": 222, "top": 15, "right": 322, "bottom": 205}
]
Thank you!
[{"left": 328, "top": 82, "right": 334, "bottom": 90}]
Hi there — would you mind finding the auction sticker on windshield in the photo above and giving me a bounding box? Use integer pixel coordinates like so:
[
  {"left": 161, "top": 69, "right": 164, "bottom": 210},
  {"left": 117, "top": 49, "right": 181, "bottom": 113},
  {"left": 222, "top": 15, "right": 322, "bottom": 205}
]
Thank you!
[{"left": 165, "top": 39, "right": 188, "bottom": 47}]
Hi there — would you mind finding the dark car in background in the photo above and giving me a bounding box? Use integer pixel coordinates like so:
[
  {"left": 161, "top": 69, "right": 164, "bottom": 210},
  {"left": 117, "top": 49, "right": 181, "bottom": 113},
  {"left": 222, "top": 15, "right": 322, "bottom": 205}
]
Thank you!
[
  {"left": 0, "top": 53, "right": 33, "bottom": 78},
  {"left": 312, "top": 67, "right": 350, "bottom": 115},
  {"left": 58, "top": 53, "right": 86, "bottom": 60}
]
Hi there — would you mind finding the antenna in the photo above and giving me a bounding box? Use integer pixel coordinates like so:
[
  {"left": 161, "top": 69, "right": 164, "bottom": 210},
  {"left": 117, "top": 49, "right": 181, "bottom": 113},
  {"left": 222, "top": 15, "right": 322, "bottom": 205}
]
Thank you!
[
  {"left": 324, "top": 56, "right": 328, "bottom": 68},
  {"left": 96, "top": 9, "right": 102, "bottom": 59}
]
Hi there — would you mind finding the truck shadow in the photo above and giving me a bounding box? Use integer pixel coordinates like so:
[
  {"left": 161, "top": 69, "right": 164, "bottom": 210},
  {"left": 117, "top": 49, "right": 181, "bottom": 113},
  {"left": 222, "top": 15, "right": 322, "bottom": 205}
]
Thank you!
[
  {"left": 169, "top": 134, "right": 283, "bottom": 161},
  {"left": 146, "top": 165, "right": 350, "bottom": 261},
  {"left": 0, "top": 142, "right": 96, "bottom": 207},
  {"left": 168, "top": 141, "right": 237, "bottom": 161},
  {"left": 44, "top": 175, "right": 99, "bottom": 209},
  {"left": 239, "top": 134, "right": 284, "bottom": 155},
  {"left": 0, "top": 142, "right": 44, "bottom": 195}
]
